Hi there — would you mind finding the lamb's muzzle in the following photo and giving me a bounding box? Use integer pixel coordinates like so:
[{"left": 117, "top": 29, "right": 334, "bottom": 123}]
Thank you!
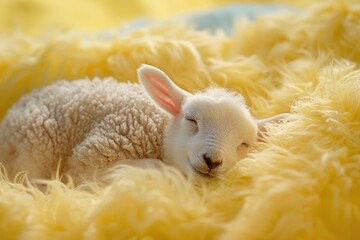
[{"left": 203, "top": 153, "right": 222, "bottom": 170}]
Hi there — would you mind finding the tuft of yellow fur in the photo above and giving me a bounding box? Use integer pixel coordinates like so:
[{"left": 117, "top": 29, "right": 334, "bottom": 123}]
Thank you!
[{"left": 0, "top": 1, "right": 359, "bottom": 239}]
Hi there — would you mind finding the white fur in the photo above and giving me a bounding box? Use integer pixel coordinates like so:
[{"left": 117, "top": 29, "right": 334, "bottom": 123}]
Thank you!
[
  {"left": 0, "top": 64, "right": 290, "bottom": 184},
  {"left": 162, "top": 89, "right": 258, "bottom": 179}
]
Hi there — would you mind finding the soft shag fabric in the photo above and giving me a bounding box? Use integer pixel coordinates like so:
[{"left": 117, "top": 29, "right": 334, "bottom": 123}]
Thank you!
[{"left": 0, "top": 1, "right": 360, "bottom": 239}]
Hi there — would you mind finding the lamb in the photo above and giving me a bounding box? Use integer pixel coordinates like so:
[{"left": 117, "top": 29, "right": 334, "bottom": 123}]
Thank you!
[{"left": 0, "top": 64, "right": 290, "bottom": 184}]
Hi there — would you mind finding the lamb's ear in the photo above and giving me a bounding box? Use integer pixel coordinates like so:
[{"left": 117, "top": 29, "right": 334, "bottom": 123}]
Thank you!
[
  {"left": 137, "top": 64, "right": 191, "bottom": 115},
  {"left": 256, "top": 113, "right": 293, "bottom": 141}
]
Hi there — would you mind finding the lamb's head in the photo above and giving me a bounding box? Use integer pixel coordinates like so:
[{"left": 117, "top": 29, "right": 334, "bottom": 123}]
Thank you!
[
  {"left": 138, "top": 65, "right": 289, "bottom": 179},
  {"left": 163, "top": 88, "right": 258, "bottom": 179}
]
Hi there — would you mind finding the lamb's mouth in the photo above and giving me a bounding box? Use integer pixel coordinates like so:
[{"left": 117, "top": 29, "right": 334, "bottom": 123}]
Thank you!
[{"left": 190, "top": 163, "right": 215, "bottom": 178}]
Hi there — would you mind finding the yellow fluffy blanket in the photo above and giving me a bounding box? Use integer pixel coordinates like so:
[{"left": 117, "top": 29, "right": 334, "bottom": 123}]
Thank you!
[{"left": 1, "top": 1, "right": 360, "bottom": 239}]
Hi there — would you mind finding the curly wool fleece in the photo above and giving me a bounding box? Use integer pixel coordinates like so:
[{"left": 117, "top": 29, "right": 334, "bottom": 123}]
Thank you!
[
  {"left": 0, "top": 79, "right": 169, "bottom": 182},
  {"left": 0, "top": 1, "right": 359, "bottom": 239}
]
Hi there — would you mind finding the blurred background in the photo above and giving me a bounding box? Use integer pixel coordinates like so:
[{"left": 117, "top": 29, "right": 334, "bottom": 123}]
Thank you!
[{"left": 0, "top": 0, "right": 310, "bottom": 36}]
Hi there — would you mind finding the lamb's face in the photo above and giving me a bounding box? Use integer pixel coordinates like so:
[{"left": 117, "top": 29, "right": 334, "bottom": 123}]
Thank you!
[
  {"left": 138, "top": 64, "right": 286, "bottom": 180},
  {"left": 163, "top": 89, "right": 258, "bottom": 179}
]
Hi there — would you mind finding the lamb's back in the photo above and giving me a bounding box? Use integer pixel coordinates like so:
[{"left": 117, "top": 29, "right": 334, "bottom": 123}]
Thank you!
[{"left": 0, "top": 78, "right": 169, "bottom": 179}]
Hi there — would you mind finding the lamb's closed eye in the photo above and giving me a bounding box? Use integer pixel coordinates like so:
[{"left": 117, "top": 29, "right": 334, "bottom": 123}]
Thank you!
[
  {"left": 236, "top": 142, "right": 251, "bottom": 156},
  {"left": 240, "top": 142, "right": 249, "bottom": 148},
  {"left": 184, "top": 116, "right": 198, "bottom": 134},
  {"left": 185, "top": 116, "right": 197, "bottom": 124}
]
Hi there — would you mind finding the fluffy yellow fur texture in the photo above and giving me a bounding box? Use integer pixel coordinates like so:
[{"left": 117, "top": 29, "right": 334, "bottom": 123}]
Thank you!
[{"left": 1, "top": 1, "right": 360, "bottom": 239}]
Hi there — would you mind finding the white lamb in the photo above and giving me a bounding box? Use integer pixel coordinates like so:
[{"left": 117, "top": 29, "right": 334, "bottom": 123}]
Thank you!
[{"left": 0, "top": 65, "right": 290, "bottom": 184}]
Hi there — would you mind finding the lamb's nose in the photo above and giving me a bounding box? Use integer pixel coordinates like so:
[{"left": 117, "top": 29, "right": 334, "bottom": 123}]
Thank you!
[{"left": 203, "top": 153, "right": 222, "bottom": 170}]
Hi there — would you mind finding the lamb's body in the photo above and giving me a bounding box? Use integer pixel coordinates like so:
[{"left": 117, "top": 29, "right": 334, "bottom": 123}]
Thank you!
[
  {"left": 0, "top": 78, "right": 170, "bottom": 182},
  {"left": 0, "top": 65, "right": 290, "bottom": 184}
]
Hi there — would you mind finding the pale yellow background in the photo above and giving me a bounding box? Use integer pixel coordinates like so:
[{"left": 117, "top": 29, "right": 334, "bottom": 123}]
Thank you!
[{"left": 0, "top": 0, "right": 313, "bottom": 36}]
